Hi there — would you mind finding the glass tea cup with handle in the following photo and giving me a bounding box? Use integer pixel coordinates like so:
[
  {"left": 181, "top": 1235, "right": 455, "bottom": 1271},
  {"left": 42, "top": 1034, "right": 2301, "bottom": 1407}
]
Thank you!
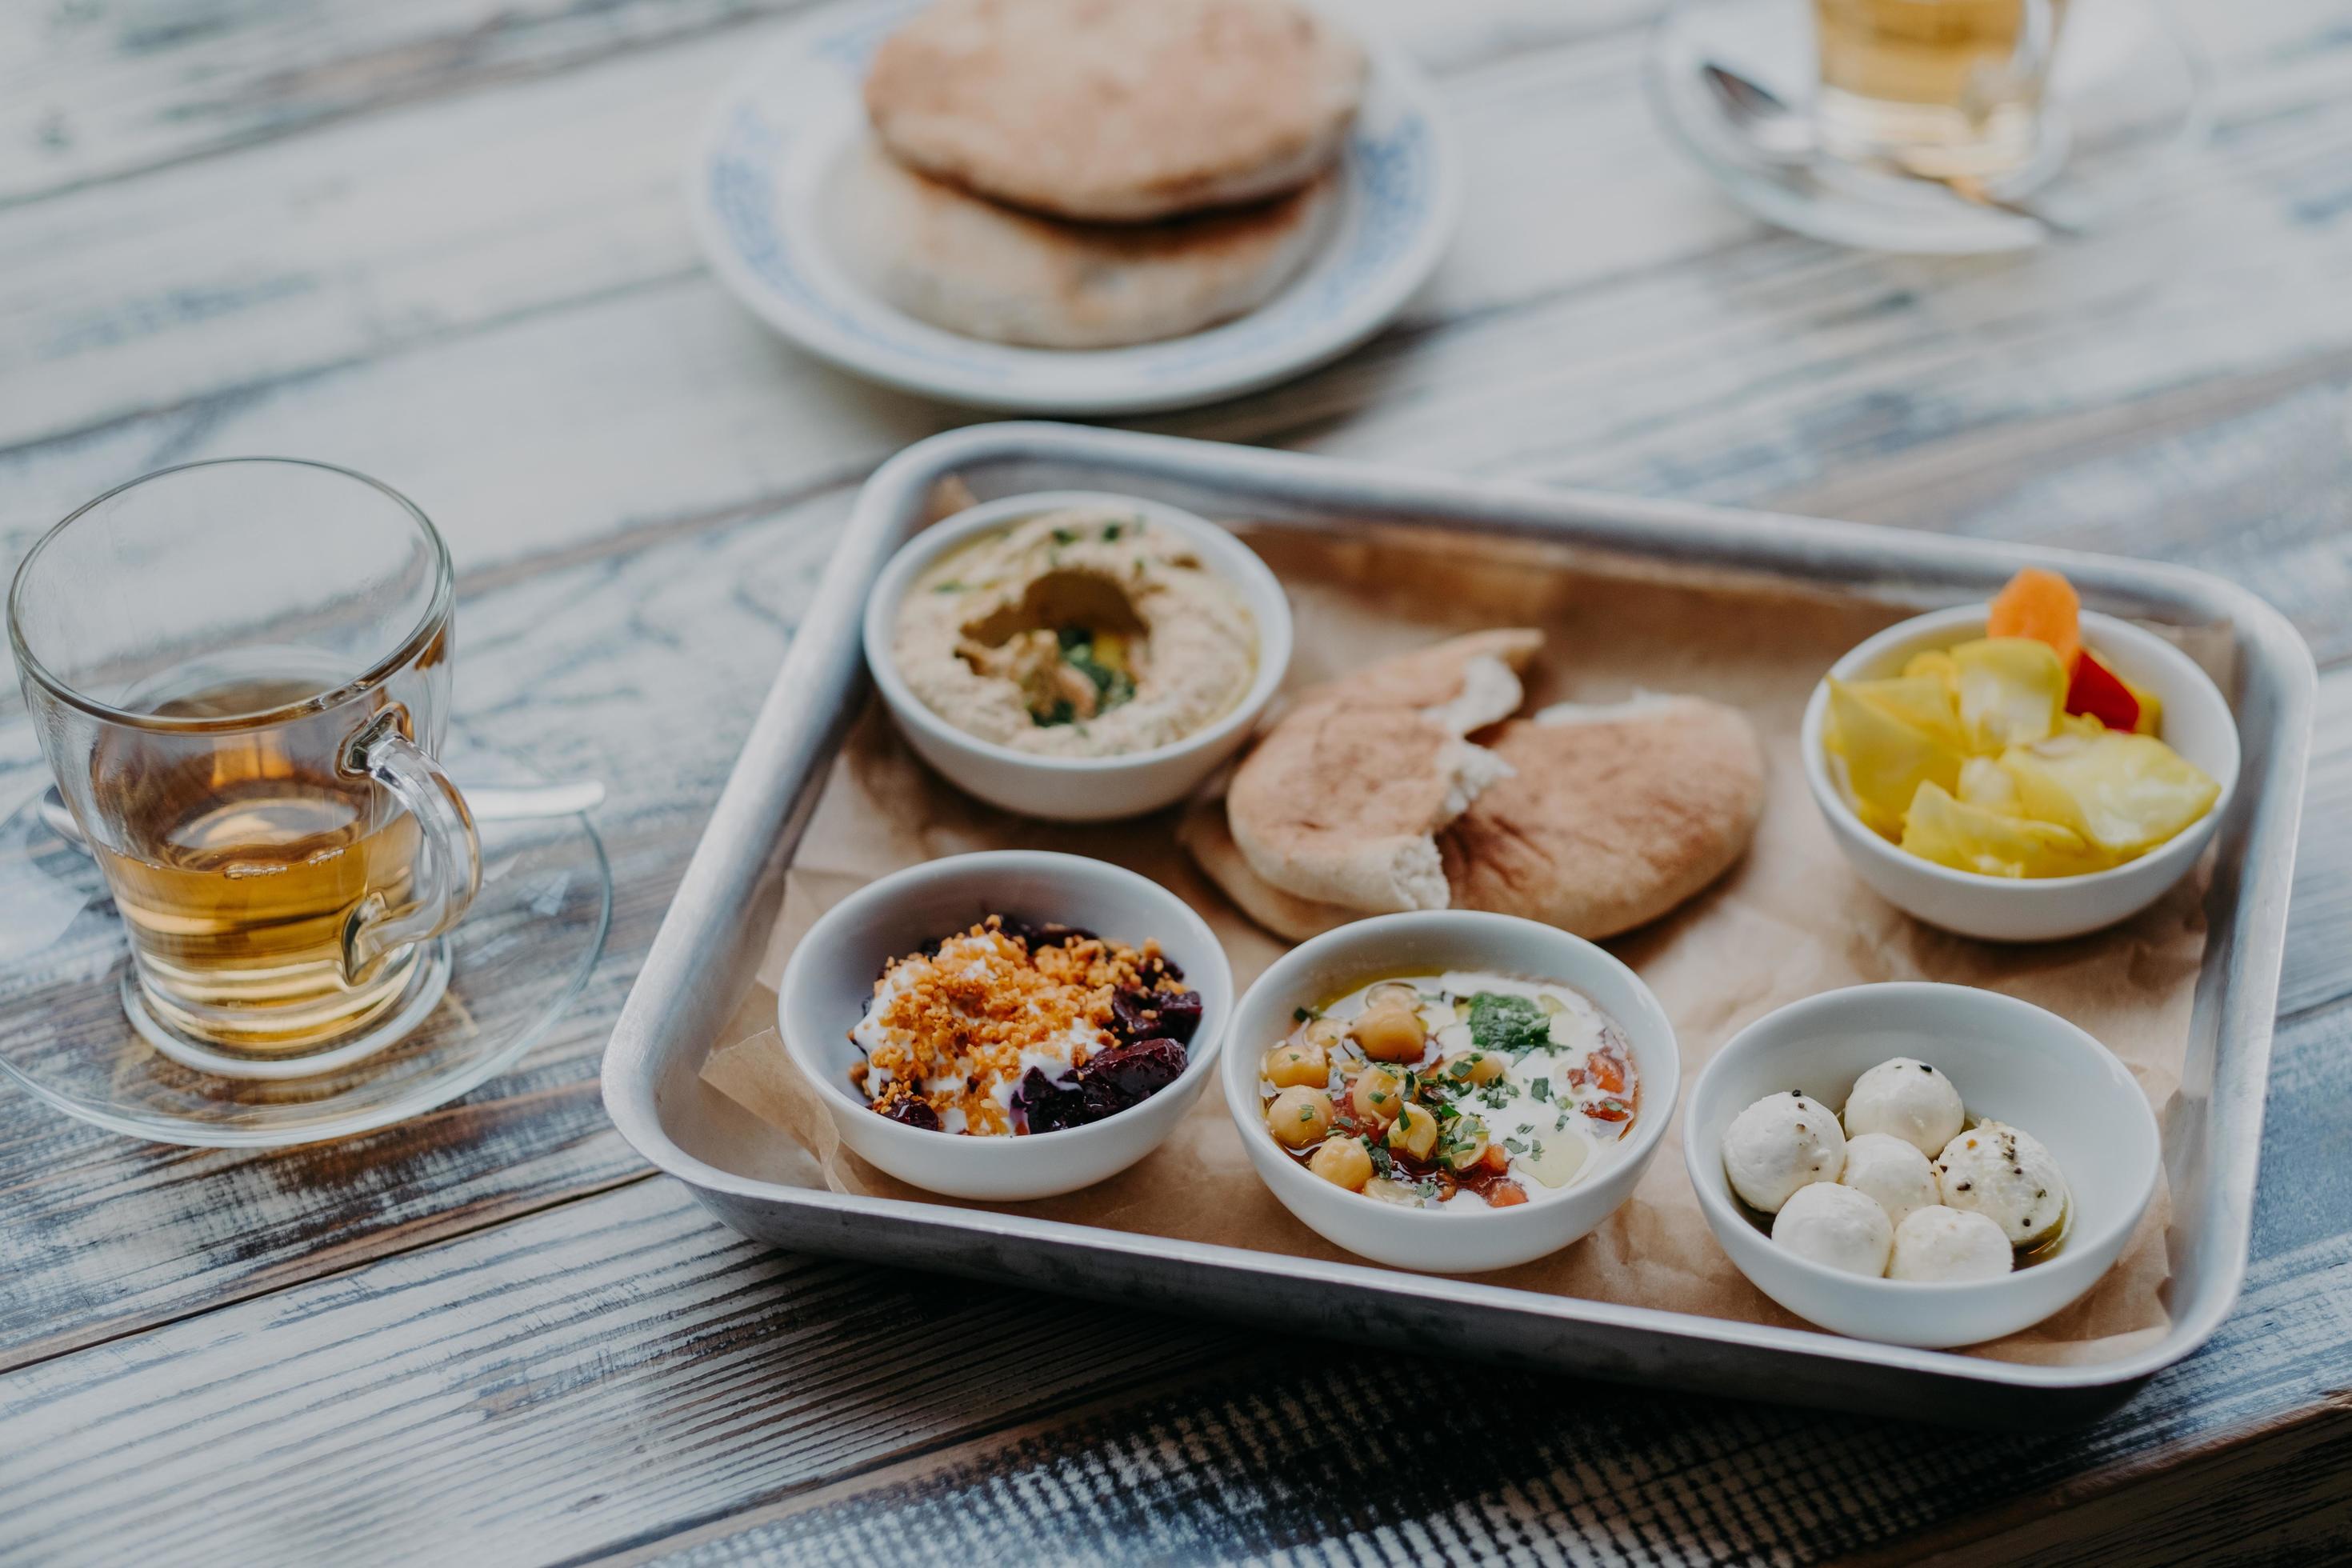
[
  {"left": 7, "top": 458, "right": 481, "bottom": 1074},
  {"left": 1814, "top": 0, "right": 2065, "bottom": 179}
]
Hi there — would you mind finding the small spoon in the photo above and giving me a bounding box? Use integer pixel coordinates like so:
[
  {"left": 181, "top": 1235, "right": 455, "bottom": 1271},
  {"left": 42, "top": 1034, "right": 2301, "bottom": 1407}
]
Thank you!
[
  {"left": 1700, "top": 62, "right": 2074, "bottom": 236},
  {"left": 36, "top": 778, "right": 606, "bottom": 856}
]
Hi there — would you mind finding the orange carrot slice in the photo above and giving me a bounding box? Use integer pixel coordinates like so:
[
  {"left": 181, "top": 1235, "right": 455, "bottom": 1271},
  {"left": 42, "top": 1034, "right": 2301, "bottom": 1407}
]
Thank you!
[{"left": 1987, "top": 567, "right": 2082, "bottom": 670}]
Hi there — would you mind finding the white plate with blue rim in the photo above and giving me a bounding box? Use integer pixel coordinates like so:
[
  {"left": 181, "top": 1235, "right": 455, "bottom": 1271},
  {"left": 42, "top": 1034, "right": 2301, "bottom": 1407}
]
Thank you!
[{"left": 687, "top": 0, "right": 1460, "bottom": 415}]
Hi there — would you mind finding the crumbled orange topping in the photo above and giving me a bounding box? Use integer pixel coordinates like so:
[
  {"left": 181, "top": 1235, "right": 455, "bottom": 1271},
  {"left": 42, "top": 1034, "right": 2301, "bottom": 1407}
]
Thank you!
[{"left": 858, "top": 918, "right": 1168, "bottom": 1135}]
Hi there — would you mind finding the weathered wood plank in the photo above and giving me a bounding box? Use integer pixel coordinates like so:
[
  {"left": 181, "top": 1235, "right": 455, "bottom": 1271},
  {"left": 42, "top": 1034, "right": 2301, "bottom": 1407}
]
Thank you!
[
  {"left": 6, "top": 993, "right": 2350, "bottom": 1568},
  {"left": 0, "top": 1177, "right": 1250, "bottom": 1566},
  {"left": 0, "top": 482, "right": 851, "bottom": 1371},
  {"left": 6, "top": 0, "right": 2351, "bottom": 485},
  {"left": 0, "top": 0, "right": 824, "bottom": 207}
]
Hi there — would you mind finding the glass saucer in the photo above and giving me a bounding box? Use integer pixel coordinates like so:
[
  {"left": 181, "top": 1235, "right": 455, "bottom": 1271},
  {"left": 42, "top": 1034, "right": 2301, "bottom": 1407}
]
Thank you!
[
  {"left": 0, "top": 783, "right": 610, "bottom": 1147},
  {"left": 1646, "top": 0, "right": 2210, "bottom": 254}
]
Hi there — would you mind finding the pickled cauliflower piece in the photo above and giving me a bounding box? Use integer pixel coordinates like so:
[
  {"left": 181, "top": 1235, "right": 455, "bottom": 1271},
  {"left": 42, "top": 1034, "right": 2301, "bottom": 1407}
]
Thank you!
[
  {"left": 1998, "top": 729, "right": 2220, "bottom": 859},
  {"left": 1846, "top": 675, "right": 1966, "bottom": 750},
  {"left": 1901, "top": 783, "right": 2105, "bottom": 880},
  {"left": 1952, "top": 638, "right": 2066, "bottom": 751},
  {"left": 1826, "top": 679, "right": 1963, "bottom": 839},
  {"left": 1956, "top": 755, "right": 2022, "bottom": 815},
  {"left": 1901, "top": 648, "right": 1962, "bottom": 692}
]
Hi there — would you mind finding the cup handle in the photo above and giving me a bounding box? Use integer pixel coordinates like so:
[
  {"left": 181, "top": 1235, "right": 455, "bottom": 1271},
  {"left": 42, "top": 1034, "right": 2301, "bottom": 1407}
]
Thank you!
[{"left": 338, "top": 706, "right": 482, "bottom": 986}]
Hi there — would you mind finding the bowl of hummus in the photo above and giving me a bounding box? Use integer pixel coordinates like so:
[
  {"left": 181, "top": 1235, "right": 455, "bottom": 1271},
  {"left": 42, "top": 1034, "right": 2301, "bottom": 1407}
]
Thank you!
[{"left": 864, "top": 490, "right": 1292, "bottom": 820}]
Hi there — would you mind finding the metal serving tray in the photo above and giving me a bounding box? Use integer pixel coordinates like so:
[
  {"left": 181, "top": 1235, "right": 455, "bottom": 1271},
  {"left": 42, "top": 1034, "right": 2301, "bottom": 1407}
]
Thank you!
[{"left": 604, "top": 423, "right": 2314, "bottom": 1426}]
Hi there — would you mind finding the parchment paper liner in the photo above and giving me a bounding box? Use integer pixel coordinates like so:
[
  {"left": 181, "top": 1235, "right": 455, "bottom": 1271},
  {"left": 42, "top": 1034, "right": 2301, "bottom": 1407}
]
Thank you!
[{"left": 701, "top": 521, "right": 2225, "bottom": 1366}]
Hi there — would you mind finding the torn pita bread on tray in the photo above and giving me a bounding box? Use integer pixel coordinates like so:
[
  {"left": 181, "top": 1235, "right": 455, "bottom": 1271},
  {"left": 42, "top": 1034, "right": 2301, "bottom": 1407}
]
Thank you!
[{"left": 1191, "top": 632, "right": 1766, "bottom": 941}]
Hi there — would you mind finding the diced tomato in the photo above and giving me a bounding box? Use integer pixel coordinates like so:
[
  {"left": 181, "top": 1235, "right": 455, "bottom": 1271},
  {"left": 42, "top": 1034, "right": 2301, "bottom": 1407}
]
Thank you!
[
  {"left": 1485, "top": 1182, "right": 1529, "bottom": 1208},
  {"left": 1589, "top": 1050, "right": 1625, "bottom": 1094},
  {"left": 1582, "top": 1098, "right": 1632, "bottom": 1123},
  {"left": 1477, "top": 1142, "right": 1511, "bottom": 1177},
  {"left": 2065, "top": 649, "right": 2141, "bottom": 732}
]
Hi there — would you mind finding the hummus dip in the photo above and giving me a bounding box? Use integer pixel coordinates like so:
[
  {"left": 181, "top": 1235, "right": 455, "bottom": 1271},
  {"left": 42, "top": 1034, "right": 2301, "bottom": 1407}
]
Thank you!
[{"left": 896, "top": 506, "right": 1257, "bottom": 757}]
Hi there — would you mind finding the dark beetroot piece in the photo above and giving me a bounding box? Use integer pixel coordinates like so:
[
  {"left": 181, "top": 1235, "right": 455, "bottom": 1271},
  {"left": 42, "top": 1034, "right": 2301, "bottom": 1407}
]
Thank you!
[
  {"left": 998, "top": 917, "right": 1097, "bottom": 950},
  {"left": 1013, "top": 1066, "right": 1090, "bottom": 1135},
  {"left": 879, "top": 1095, "right": 941, "bottom": 1131},
  {"left": 1014, "top": 1038, "right": 1190, "bottom": 1133},
  {"left": 1111, "top": 986, "right": 1203, "bottom": 1046},
  {"left": 1078, "top": 1038, "right": 1188, "bottom": 1120}
]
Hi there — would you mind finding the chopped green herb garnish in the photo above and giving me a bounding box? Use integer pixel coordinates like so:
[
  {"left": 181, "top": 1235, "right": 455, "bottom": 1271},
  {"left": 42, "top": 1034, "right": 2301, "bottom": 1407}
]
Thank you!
[
  {"left": 1051, "top": 526, "right": 1077, "bottom": 545},
  {"left": 1467, "top": 992, "right": 1550, "bottom": 1056},
  {"left": 929, "top": 580, "right": 966, "bottom": 593},
  {"left": 1503, "top": 1137, "right": 1529, "bottom": 1156},
  {"left": 1529, "top": 1078, "right": 1551, "bottom": 1103},
  {"left": 1101, "top": 522, "right": 1123, "bottom": 542},
  {"left": 1293, "top": 1006, "right": 1320, "bottom": 1022}
]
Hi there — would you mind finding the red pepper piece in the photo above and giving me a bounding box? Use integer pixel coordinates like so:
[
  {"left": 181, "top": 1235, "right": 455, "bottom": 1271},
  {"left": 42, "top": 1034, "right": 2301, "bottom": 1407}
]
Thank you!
[
  {"left": 1588, "top": 1048, "right": 1626, "bottom": 1094},
  {"left": 2065, "top": 649, "right": 2140, "bottom": 731}
]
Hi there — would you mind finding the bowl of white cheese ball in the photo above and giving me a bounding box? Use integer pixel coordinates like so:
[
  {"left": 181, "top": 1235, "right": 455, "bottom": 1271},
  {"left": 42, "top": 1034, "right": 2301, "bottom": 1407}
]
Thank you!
[{"left": 1684, "top": 982, "right": 2161, "bottom": 1348}]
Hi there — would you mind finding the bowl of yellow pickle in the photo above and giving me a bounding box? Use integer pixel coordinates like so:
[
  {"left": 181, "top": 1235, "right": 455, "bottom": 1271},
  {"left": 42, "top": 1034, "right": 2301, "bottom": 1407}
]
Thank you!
[{"left": 1801, "top": 569, "right": 2239, "bottom": 941}]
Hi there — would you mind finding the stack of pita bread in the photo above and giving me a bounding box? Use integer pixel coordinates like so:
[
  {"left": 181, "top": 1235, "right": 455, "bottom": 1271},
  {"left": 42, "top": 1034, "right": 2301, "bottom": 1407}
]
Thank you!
[
  {"left": 832, "top": 0, "right": 1366, "bottom": 349},
  {"left": 1182, "top": 630, "right": 1770, "bottom": 941}
]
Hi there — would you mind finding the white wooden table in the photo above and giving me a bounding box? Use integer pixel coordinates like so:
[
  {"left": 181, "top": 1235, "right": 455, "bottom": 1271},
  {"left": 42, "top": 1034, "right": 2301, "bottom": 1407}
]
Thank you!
[{"left": 4, "top": 2, "right": 2351, "bottom": 1562}]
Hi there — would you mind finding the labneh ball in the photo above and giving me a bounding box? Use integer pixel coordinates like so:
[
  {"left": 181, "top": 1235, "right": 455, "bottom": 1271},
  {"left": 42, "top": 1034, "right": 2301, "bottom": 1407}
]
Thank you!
[
  {"left": 1838, "top": 1132, "right": 1939, "bottom": 1227},
  {"left": 1889, "top": 1205, "right": 2014, "bottom": 1282},
  {"left": 1842, "top": 1057, "right": 1965, "bottom": 1157},
  {"left": 1936, "top": 1121, "right": 2067, "bottom": 1246},
  {"left": 1722, "top": 1091, "right": 1846, "bottom": 1213},
  {"left": 1771, "top": 1181, "right": 1894, "bottom": 1278}
]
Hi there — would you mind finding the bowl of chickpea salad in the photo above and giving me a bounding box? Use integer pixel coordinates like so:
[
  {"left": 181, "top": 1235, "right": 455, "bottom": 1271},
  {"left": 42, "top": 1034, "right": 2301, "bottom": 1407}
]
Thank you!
[{"left": 1223, "top": 910, "right": 1680, "bottom": 1274}]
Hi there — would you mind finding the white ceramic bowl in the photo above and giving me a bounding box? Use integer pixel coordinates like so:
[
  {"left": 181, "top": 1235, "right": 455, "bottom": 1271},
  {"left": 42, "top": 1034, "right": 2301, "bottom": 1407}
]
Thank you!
[
  {"left": 777, "top": 851, "right": 1232, "bottom": 1201},
  {"left": 1802, "top": 605, "right": 2240, "bottom": 941},
  {"left": 1222, "top": 911, "right": 1680, "bottom": 1274},
  {"left": 862, "top": 490, "right": 1293, "bottom": 822},
  {"left": 1685, "top": 982, "right": 2161, "bottom": 1348}
]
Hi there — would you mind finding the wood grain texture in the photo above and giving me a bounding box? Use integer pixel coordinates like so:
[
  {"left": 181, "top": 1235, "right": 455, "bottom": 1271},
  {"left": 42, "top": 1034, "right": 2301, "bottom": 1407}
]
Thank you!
[
  {"left": 0, "top": 0, "right": 826, "bottom": 207},
  {"left": 5, "top": 994, "right": 2351, "bottom": 1567},
  {"left": 2, "top": 0, "right": 2351, "bottom": 1560}
]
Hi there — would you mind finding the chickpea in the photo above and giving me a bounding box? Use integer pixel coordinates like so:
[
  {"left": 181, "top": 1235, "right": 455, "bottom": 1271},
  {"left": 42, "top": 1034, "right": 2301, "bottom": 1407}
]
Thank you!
[
  {"left": 1350, "top": 1066, "right": 1405, "bottom": 1126},
  {"left": 1307, "top": 1136, "right": 1374, "bottom": 1191},
  {"left": 1437, "top": 1114, "right": 1490, "bottom": 1172},
  {"left": 1387, "top": 1101, "right": 1438, "bottom": 1161},
  {"left": 1303, "top": 1017, "right": 1347, "bottom": 1051},
  {"left": 1364, "top": 982, "right": 1422, "bottom": 1014},
  {"left": 1266, "top": 1086, "right": 1334, "bottom": 1149},
  {"left": 1352, "top": 1006, "right": 1428, "bottom": 1063},
  {"left": 1438, "top": 1050, "right": 1507, "bottom": 1087},
  {"left": 1262, "top": 1040, "right": 1328, "bottom": 1089}
]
